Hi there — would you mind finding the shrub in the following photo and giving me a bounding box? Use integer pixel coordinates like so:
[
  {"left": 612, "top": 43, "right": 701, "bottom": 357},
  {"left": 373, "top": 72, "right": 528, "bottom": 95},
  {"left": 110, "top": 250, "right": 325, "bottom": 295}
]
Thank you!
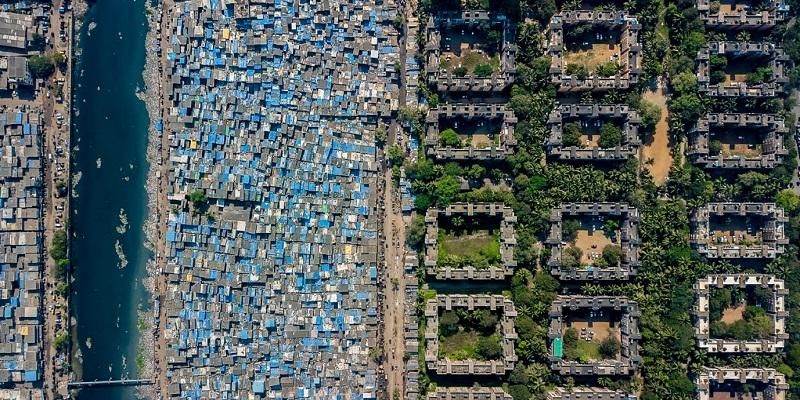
[{"left": 454, "top": 66, "right": 468, "bottom": 77}]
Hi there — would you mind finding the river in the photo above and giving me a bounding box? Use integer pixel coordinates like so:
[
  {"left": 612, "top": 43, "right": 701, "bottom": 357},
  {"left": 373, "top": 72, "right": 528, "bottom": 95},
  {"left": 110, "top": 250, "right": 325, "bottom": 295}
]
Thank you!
[{"left": 70, "top": 0, "right": 151, "bottom": 398}]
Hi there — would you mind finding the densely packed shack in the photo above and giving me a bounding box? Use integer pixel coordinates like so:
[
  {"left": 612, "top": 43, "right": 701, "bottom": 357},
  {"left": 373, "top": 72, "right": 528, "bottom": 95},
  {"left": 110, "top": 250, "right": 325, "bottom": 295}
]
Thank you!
[{"left": 160, "top": 0, "right": 400, "bottom": 397}]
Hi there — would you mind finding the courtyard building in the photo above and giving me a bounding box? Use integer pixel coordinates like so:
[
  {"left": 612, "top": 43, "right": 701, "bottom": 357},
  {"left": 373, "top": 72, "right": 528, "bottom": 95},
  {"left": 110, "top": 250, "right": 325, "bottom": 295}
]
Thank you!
[
  {"left": 689, "top": 113, "right": 788, "bottom": 170},
  {"left": 547, "top": 11, "right": 641, "bottom": 92},
  {"left": 696, "top": 41, "right": 789, "bottom": 97},
  {"left": 424, "top": 11, "right": 516, "bottom": 93},
  {"left": 546, "top": 104, "right": 641, "bottom": 161},
  {"left": 425, "top": 294, "right": 517, "bottom": 376},
  {"left": 425, "top": 103, "right": 517, "bottom": 160},
  {"left": 424, "top": 203, "right": 517, "bottom": 281},
  {"left": 693, "top": 274, "right": 787, "bottom": 353},
  {"left": 697, "top": 0, "right": 789, "bottom": 29},
  {"left": 696, "top": 367, "right": 788, "bottom": 400},
  {"left": 548, "top": 296, "right": 641, "bottom": 376},
  {"left": 690, "top": 202, "right": 788, "bottom": 259},
  {"left": 546, "top": 203, "right": 640, "bottom": 281}
]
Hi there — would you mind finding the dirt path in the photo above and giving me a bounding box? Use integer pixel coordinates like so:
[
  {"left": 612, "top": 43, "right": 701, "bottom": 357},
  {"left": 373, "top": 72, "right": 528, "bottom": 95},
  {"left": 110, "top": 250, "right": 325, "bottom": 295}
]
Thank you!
[
  {"left": 382, "top": 166, "right": 406, "bottom": 399},
  {"left": 641, "top": 83, "right": 673, "bottom": 186}
]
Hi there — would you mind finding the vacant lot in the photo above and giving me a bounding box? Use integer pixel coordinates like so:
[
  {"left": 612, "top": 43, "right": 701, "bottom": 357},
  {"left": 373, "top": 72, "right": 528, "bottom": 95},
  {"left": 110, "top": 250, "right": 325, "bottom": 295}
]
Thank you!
[
  {"left": 565, "top": 43, "right": 618, "bottom": 72},
  {"left": 440, "top": 230, "right": 499, "bottom": 258}
]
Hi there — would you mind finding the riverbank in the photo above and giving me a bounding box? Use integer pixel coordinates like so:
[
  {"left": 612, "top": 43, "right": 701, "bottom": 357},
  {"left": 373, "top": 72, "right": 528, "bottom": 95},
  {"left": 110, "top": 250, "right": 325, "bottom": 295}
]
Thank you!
[{"left": 135, "top": 1, "right": 164, "bottom": 398}]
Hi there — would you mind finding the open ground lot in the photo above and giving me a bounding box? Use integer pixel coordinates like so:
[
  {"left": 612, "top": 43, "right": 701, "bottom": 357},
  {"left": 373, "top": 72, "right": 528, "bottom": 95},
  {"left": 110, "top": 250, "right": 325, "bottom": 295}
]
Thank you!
[
  {"left": 561, "top": 309, "right": 623, "bottom": 362},
  {"left": 641, "top": 86, "right": 672, "bottom": 185},
  {"left": 709, "top": 215, "right": 764, "bottom": 245},
  {"left": 437, "top": 214, "right": 502, "bottom": 267},
  {"left": 440, "top": 115, "right": 502, "bottom": 148},
  {"left": 440, "top": 25, "right": 502, "bottom": 76},
  {"left": 711, "top": 129, "right": 763, "bottom": 158}
]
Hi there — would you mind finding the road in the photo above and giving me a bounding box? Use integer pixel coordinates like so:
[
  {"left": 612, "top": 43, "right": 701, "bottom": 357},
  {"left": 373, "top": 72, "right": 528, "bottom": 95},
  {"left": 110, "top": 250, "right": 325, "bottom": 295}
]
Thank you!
[
  {"left": 40, "top": 0, "right": 74, "bottom": 397},
  {"left": 149, "top": 0, "right": 173, "bottom": 397},
  {"left": 381, "top": 164, "right": 407, "bottom": 399},
  {"left": 381, "top": 1, "right": 412, "bottom": 397}
]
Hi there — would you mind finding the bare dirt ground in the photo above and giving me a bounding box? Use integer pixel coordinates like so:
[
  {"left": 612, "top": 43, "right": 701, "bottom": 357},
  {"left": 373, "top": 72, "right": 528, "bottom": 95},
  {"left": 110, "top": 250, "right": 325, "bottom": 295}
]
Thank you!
[
  {"left": 565, "top": 43, "right": 618, "bottom": 71},
  {"left": 567, "top": 320, "right": 617, "bottom": 341},
  {"left": 641, "top": 85, "right": 672, "bottom": 185},
  {"left": 469, "top": 133, "right": 494, "bottom": 148},
  {"left": 574, "top": 230, "right": 616, "bottom": 265},
  {"left": 721, "top": 303, "right": 746, "bottom": 323}
]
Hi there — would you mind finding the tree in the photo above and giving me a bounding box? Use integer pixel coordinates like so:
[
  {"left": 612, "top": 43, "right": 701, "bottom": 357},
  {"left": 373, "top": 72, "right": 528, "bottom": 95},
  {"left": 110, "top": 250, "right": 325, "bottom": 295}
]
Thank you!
[
  {"left": 52, "top": 52, "right": 67, "bottom": 69},
  {"left": 601, "top": 244, "right": 623, "bottom": 266},
  {"left": 439, "top": 311, "right": 460, "bottom": 336},
  {"left": 476, "top": 335, "right": 502, "bottom": 360},
  {"left": 50, "top": 229, "right": 68, "bottom": 262},
  {"left": 598, "top": 123, "right": 622, "bottom": 148},
  {"left": 53, "top": 332, "right": 69, "bottom": 353},
  {"left": 28, "top": 55, "right": 55, "bottom": 79},
  {"left": 468, "top": 309, "right": 499, "bottom": 333},
  {"left": 562, "top": 122, "right": 582, "bottom": 147},
  {"left": 638, "top": 100, "right": 662, "bottom": 135},
  {"left": 565, "top": 63, "right": 588, "bottom": 80},
  {"left": 474, "top": 63, "right": 494, "bottom": 77},
  {"left": 440, "top": 128, "right": 461, "bottom": 147},
  {"left": 671, "top": 71, "right": 698, "bottom": 96},
  {"left": 453, "top": 66, "right": 468, "bottom": 77},
  {"left": 599, "top": 335, "right": 621, "bottom": 359},
  {"left": 709, "top": 54, "right": 728, "bottom": 84},
  {"left": 387, "top": 144, "right": 404, "bottom": 166},
  {"left": 508, "top": 385, "right": 532, "bottom": 400},
  {"left": 776, "top": 189, "right": 800, "bottom": 213},
  {"left": 188, "top": 189, "right": 208, "bottom": 210},
  {"left": 407, "top": 215, "right": 426, "bottom": 249},
  {"left": 595, "top": 61, "right": 618, "bottom": 77},
  {"left": 31, "top": 33, "right": 46, "bottom": 51},
  {"left": 562, "top": 246, "right": 583, "bottom": 269},
  {"left": 375, "top": 128, "right": 387, "bottom": 146},
  {"left": 747, "top": 67, "right": 772, "bottom": 83},
  {"left": 709, "top": 140, "right": 723, "bottom": 156},
  {"left": 433, "top": 175, "right": 461, "bottom": 206},
  {"left": 562, "top": 327, "right": 579, "bottom": 360},
  {"left": 562, "top": 219, "right": 581, "bottom": 242}
]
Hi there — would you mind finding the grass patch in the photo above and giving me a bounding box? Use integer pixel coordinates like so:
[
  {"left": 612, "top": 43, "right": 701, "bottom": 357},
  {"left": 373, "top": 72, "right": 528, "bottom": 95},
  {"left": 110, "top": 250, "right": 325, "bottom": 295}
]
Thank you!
[
  {"left": 575, "top": 339, "right": 601, "bottom": 362},
  {"left": 440, "top": 330, "right": 480, "bottom": 360},
  {"left": 438, "top": 230, "right": 501, "bottom": 268}
]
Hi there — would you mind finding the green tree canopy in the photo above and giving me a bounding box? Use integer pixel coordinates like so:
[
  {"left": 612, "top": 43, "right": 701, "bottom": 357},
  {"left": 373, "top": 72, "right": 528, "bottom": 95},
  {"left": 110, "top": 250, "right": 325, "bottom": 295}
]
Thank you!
[
  {"left": 638, "top": 100, "right": 662, "bottom": 134},
  {"left": 440, "top": 128, "right": 461, "bottom": 147},
  {"left": 598, "top": 123, "right": 622, "bottom": 148},
  {"left": 562, "top": 122, "right": 582, "bottom": 147},
  {"left": 595, "top": 61, "right": 618, "bottom": 77},
  {"left": 474, "top": 63, "right": 494, "bottom": 77},
  {"left": 476, "top": 335, "right": 502, "bottom": 360},
  {"left": 28, "top": 55, "right": 55, "bottom": 79}
]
